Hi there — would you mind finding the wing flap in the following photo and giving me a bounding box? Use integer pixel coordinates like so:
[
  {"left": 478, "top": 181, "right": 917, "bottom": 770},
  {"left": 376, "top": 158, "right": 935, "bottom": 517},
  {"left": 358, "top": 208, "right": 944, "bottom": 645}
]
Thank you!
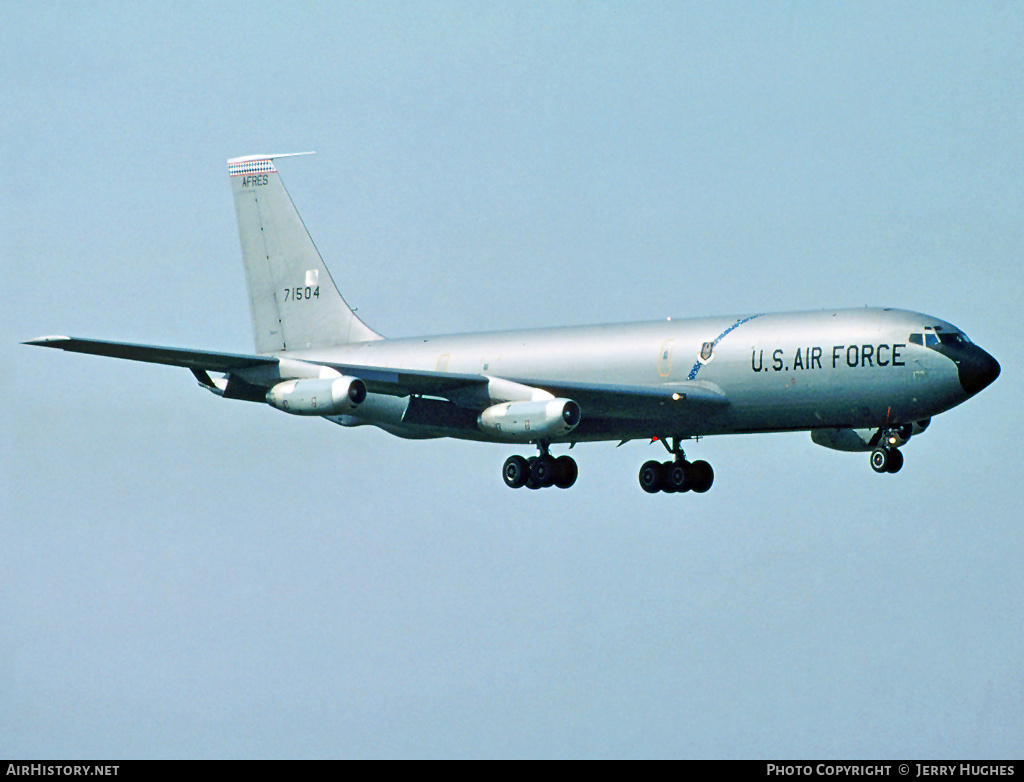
[
  {"left": 509, "top": 377, "right": 729, "bottom": 416},
  {"left": 319, "top": 362, "right": 489, "bottom": 398}
]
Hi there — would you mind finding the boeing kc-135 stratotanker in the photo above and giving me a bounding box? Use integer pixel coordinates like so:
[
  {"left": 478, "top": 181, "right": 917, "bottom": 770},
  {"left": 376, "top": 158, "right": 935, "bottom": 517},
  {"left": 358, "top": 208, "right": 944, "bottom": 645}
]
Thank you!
[{"left": 26, "top": 153, "right": 1000, "bottom": 493}]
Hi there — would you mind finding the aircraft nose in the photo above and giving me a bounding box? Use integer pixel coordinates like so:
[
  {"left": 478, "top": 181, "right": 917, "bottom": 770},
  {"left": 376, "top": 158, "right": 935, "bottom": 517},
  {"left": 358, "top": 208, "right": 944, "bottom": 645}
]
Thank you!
[{"left": 958, "top": 346, "right": 1000, "bottom": 396}]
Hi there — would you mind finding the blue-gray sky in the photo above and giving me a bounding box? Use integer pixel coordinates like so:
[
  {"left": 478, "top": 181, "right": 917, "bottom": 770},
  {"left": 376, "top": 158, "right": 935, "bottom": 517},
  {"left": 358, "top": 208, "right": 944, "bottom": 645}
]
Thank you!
[{"left": 3, "top": 1, "right": 1022, "bottom": 759}]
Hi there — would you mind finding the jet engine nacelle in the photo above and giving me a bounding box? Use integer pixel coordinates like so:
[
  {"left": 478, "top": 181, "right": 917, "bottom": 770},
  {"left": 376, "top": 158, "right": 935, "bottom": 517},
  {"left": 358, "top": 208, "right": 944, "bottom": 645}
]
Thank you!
[
  {"left": 478, "top": 398, "right": 581, "bottom": 441},
  {"left": 266, "top": 376, "right": 367, "bottom": 415}
]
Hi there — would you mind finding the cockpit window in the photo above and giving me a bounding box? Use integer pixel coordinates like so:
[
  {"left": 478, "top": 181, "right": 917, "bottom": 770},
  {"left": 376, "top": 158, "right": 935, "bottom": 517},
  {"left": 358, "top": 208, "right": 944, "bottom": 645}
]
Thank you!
[
  {"left": 910, "top": 327, "right": 971, "bottom": 350},
  {"left": 938, "top": 331, "right": 971, "bottom": 346}
]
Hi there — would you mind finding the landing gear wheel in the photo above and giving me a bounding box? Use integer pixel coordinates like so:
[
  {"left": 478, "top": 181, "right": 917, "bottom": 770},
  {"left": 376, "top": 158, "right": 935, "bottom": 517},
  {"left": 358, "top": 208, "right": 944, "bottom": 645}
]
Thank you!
[
  {"left": 885, "top": 448, "right": 904, "bottom": 474},
  {"left": 689, "top": 460, "right": 714, "bottom": 493},
  {"left": 502, "top": 455, "right": 529, "bottom": 488},
  {"left": 531, "top": 455, "right": 557, "bottom": 488},
  {"left": 870, "top": 447, "right": 903, "bottom": 474},
  {"left": 639, "top": 460, "right": 664, "bottom": 493},
  {"left": 663, "top": 461, "right": 691, "bottom": 493},
  {"left": 525, "top": 457, "right": 542, "bottom": 489},
  {"left": 870, "top": 447, "right": 888, "bottom": 473},
  {"left": 553, "top": 455, "right": 578, "bottom": 489}
]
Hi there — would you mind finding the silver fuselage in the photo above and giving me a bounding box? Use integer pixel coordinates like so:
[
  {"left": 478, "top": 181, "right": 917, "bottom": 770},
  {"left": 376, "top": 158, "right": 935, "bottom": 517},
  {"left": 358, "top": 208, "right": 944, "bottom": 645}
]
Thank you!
[{"left": 276, "top": 307, "right": 985, "bottom": 442}]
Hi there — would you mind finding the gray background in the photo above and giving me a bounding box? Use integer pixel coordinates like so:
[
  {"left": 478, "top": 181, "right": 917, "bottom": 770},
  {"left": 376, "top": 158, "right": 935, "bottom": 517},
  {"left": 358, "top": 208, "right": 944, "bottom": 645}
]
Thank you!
[{"left": 3, "top": 1, "right": 1021, "bottom": 758}]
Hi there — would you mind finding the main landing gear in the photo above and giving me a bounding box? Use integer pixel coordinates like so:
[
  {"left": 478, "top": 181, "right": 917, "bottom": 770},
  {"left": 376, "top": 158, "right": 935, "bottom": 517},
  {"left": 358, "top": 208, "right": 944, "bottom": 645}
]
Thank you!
[
  {"left": 638, "top": 437, "right": 714, "bottom": 495},
  {"left": 502, "top": 443, "right": 578, "bottom": 490}
]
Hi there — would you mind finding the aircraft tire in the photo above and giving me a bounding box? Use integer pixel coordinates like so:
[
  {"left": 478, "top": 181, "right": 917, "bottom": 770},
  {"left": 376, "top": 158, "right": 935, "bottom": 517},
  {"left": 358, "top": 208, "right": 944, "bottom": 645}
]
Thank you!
[
  {"left": 885, "top": 448, "right": 904, "bottom": 474},
  {"left": 664, "top": 461, "right": 691, "bottom": 493},
  {"left": 870, "top": 447, "right": 890, "bottom": 473},
  {"left": 689, "top": 460, "right": 714, "bottom": 493},
  {"left": 639, "top": 461, "right": 664, "bottom": 493},
  {"left": 532, "top": 455, "right": 557, "bottom": 488},
  {"left": 553, "top": 455, "right": 578, "bottom": 489},
  {"left": 525, "top": 457, "right": 542, "bottom": 488},
  {"left": 502, "top": 455, "right": 530, "bottom": 489}
]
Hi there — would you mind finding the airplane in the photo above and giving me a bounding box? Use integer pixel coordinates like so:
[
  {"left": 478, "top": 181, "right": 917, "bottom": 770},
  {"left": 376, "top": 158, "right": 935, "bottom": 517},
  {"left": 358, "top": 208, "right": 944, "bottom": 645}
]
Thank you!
[{"left": 25, "top": 152, "right": 1000, "bottom": 493}]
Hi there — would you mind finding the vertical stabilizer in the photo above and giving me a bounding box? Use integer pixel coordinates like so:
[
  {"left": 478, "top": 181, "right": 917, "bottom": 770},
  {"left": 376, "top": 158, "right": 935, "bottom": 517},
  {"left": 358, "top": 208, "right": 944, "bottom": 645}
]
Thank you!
[{"left": 228, "top": 153, "right": 383, "bottom": 352}]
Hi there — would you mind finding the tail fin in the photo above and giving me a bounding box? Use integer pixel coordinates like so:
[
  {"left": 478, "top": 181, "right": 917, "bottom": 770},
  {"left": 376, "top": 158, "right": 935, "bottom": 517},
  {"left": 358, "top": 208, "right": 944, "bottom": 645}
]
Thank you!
[{"left": 228, "top": 153, "right": 383, "bottom": 352}]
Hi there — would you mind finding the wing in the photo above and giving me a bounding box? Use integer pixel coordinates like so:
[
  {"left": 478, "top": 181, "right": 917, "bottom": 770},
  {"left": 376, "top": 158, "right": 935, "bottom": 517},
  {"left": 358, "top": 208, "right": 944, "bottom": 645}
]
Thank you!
[
  {"left": 23, "top": 336, "right": 279, "bottom": 372},
  {"left": 25, "top": 336, "right": 728, "bottom": 435},
  {"left": 23, "top": 336, "right": 491, "bottom": 398}
]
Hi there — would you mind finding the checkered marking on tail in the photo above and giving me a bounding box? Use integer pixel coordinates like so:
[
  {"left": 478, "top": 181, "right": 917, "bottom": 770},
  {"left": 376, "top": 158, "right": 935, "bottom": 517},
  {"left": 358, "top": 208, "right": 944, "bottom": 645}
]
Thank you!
[{"left": 228, "top": 159, "right": 276, "bottom": 177}]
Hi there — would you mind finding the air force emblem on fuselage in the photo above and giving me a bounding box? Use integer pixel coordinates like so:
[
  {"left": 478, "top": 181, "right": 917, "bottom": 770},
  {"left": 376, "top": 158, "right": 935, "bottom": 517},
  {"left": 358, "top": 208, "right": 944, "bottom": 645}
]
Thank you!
[{"left": 699, "top": 341, "right": 715, "bottom": 364}]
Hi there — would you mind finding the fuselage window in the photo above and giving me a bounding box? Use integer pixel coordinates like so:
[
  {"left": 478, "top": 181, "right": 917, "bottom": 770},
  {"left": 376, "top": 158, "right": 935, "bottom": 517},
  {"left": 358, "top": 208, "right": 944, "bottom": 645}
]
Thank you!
[{"left": 909, "top": 333, "right": 923, "bottom": 345}]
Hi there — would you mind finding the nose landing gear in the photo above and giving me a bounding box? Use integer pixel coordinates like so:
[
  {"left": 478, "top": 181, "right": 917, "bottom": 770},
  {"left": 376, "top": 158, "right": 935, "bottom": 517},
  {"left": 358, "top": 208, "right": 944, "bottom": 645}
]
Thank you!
[
  {"left": 870, "top": 445, "right": 904, "bottom": 474},
  {"left": 870, "top": 426, "right": 908, "bottom": 474}
]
